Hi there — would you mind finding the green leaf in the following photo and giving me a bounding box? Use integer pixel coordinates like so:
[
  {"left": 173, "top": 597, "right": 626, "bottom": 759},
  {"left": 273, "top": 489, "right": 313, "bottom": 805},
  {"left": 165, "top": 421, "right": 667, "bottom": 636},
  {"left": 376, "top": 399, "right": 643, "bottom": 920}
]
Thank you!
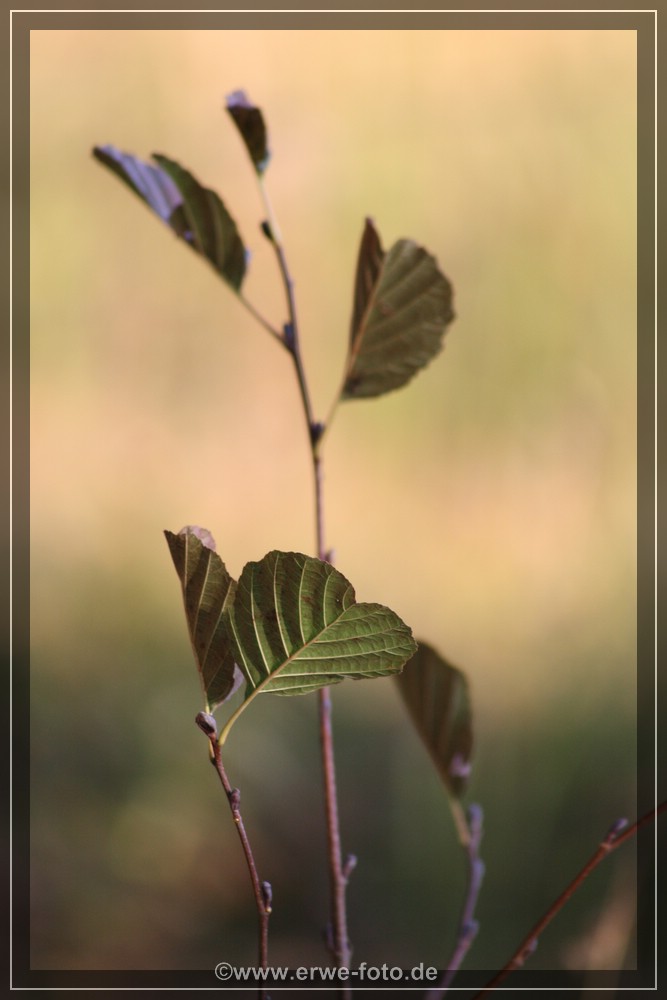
[
  {"left": 395, "top": 641, "right": 473, "bottom": 798},
  {"left": 164, "top": 526, "right": 240, "bottom": 713},
  {"left": 226, "top": 89, "right": 270, "bottom": 174},
  {"left": 220, "top": 550, "right": 417, "bottom": 743},
  {"left": 165, "top": 533, "right": 417, "bottom": 743},
  {"left": 92, "top": 145, "right": 248, "bottom": 291},
  {"left": 342, "top": 218, "right": 455, "bottom": 400}
]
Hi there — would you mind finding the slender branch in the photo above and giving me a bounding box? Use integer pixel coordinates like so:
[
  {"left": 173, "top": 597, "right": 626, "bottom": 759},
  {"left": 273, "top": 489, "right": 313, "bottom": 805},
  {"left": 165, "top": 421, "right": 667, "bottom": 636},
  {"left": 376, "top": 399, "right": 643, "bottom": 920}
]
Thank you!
[
  {"left": 474, "top": 801, "right": 666, "bottom": 997},
  {"left": 257, "top": 174, "right": 353, "bottom": 987},
  {"left": 313, "top": 451, "right": 326, "bottom": 562},
  {"left": 259, "top": 180, "right": 317, "bottom": 437},
  {"left": 426, "top": 802, "right": 485, "bottom": 998},
  {"left": 319, "top": 685, "right": 354, "bottom": 970},
  {"left": 238, "top": 292, "right": 284, "bottom": 345},
  {"left": 196, "top": 712, "right": 272, "bottom": 995}
]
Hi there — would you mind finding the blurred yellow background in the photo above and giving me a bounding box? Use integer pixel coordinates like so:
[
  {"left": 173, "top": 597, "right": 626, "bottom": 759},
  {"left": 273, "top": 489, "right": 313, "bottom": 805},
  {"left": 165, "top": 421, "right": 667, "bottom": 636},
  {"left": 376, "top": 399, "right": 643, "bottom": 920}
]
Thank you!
[{"left": 30, "top": 28, "right": 637, "bottom": 976}]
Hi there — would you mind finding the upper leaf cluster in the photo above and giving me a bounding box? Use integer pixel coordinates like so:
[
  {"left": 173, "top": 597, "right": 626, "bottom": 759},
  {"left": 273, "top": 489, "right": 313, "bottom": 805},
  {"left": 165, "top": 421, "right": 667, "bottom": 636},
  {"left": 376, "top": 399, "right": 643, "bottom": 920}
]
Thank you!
[{"left": 93, "top": 90, "right": 455, "bottom": 409}]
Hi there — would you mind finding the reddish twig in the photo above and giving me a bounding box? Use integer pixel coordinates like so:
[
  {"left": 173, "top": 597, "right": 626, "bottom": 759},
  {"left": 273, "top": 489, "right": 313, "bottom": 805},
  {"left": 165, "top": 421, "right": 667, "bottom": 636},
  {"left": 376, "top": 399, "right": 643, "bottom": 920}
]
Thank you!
[
  {"left": 474, "top": 801, "right": 665, "bottom": 996},
  {"left": 196, "top": 713, "right": 272, "bottom": 996},
  {"left": 318, "top": 685, "right": 354, "bottom": 970},
  {"left": 258, "top": 174, "right": 354, "bottom": 989}
]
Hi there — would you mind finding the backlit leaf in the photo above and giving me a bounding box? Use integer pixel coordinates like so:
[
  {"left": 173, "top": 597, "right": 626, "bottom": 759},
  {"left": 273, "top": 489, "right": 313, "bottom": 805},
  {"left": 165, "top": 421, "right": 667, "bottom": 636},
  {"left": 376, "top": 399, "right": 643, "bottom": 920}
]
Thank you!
[
  {"left": 166, "top": 533, "right": 417, "bottom": 743},
  {"left": 342, "top": 219, "right": 455, "bottom": 400},
  {"left": 92, "top": 145, "right": 247, "bottom": 290},
  {"left": 396, "top": 641, "right": 473, "bottom": 798},
  {"left": 225, "top": 89, "right": 270, "bottom": 174},
  {"left": 165, "top": 527, "right": 240, "bottom": 712},
  {"left": 220, "top": 550, "right": 417, "bottom": 743}
]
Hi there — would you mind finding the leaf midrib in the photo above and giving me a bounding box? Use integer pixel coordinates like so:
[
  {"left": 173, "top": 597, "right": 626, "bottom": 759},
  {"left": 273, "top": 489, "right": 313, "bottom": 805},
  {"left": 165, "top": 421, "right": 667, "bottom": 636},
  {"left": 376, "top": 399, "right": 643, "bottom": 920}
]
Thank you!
[
  {"left": 245, "top": 553, "right": 351, "bottom": 687},
  {"left": 220, "top": 561, "right": 372, "bottom": 743}
]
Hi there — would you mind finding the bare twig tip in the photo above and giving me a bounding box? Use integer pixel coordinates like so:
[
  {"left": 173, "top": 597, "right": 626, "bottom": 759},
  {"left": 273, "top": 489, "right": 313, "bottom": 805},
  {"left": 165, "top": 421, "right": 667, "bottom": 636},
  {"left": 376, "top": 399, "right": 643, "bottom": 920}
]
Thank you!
[{"left": 606, "top": 817, "right": 629, "bottom": 841}]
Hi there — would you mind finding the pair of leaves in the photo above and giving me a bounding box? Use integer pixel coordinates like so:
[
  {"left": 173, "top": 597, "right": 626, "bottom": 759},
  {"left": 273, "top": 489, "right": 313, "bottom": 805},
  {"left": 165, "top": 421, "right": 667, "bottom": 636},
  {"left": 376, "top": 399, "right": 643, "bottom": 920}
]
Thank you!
[
  {"left": 165, "top": 526, "right": 417, "bottom": 744},
  {"left": 165, "top": 526, "right": 473, "bottom": 796},
  {"left": 90, "top": 93, "right": 269, "bottom": 294}
]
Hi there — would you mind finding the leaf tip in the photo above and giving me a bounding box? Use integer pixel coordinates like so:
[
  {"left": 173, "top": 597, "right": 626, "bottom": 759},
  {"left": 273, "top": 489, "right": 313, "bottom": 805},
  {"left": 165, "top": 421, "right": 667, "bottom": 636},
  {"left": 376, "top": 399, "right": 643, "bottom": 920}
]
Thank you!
[
  {"left": 363, "top": 215, "right": 378, "bottom": 237},
  {"left": 178, "top": 524, "right": 217, "bottom": 552},
  {"left": 225, "top": 88, "right": 252, "bottom": 110},
  {"left": 92, "top": 142, "right": 114, "bottom": 160}
]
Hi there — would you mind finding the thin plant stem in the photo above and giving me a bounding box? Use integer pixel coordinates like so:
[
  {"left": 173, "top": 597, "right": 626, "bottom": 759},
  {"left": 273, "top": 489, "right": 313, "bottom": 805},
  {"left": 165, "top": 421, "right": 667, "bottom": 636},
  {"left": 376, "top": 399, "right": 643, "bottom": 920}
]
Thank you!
[
  {"left": 257, "top": 174, "right": 353, "bottom": 985},
  {"left": 474, "top": 801, "right": 666, "bottom": 996},
  {"left": 313, "top": 451, "right": 326, "bottom": 562},
  {"left": 196, "top": 712, "right": 272, "bottom": 998},
  {"left": 238, "top": 292, "right": 284, "bottom": 344},
  {"left": 312, "top": 440, "right": 353, "bottom": 980},
  {"left": 426, "top": 802, "right": 485, "bottom": 998},
  {"left": 319, "top": 685, "right": 353, "bottom": 968},
  {"left": 313, "top": 447, "right": 353, "bottom": 979},
  {"left": 258, "top": 178, "right": 317, "bottom": 434}
]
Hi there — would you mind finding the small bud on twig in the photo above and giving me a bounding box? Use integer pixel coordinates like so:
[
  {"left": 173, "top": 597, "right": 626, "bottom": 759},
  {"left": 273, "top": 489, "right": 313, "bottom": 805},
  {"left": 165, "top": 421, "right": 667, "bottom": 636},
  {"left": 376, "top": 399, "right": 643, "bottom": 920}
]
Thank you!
[
  {"left": 195, "top": 711, "right": 217, "bottom": 739},
  {"left": 261, "top": 881, "right": 273, "bottom": 913},
  {"left": 310, "top": 421, "right": 325, "bottom": 447},
  {"left": 342, "top": 854, "right": 357, "bottom": 882},
  {"left": 283, "top": 322, "right": 295, "bottom": 350}
]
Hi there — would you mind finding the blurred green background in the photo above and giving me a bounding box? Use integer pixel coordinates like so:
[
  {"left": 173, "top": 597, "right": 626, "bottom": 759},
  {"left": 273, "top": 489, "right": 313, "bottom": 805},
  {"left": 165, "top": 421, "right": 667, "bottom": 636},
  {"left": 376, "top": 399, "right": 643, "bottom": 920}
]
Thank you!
[{"left": 30, "top": 28, "right": 638, "bottom": 977}]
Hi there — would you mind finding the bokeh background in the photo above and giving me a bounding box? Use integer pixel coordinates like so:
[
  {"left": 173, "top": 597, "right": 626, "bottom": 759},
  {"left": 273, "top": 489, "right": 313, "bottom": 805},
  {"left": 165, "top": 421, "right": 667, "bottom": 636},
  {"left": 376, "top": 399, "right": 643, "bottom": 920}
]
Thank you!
[{"left": 30, "top": 28, "right": 639, "bottom": 979}]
